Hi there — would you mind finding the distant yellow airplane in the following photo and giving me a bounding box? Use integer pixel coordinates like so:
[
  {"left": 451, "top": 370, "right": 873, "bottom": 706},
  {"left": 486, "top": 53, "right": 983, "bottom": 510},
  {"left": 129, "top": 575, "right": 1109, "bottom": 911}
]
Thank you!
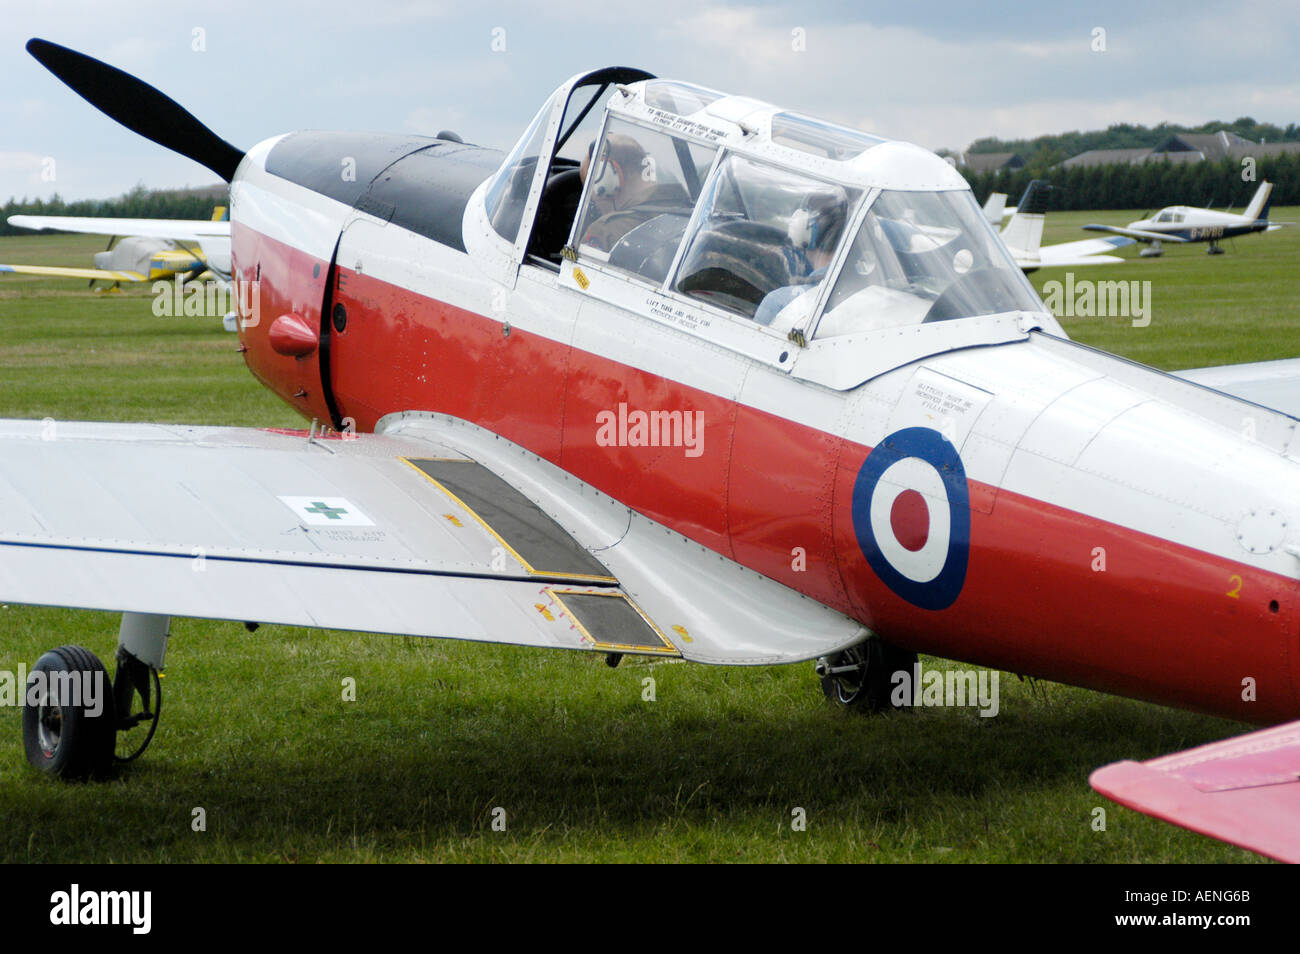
[{"left": 0, "top": 206, "right": 230, "bottom": 288}]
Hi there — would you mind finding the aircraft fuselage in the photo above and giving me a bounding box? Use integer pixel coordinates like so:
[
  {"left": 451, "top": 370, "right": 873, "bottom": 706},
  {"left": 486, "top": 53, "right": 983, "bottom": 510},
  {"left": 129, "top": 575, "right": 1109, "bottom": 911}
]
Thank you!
[{"left": 230, "top": 131, "right": 1300, "bottom": 726}]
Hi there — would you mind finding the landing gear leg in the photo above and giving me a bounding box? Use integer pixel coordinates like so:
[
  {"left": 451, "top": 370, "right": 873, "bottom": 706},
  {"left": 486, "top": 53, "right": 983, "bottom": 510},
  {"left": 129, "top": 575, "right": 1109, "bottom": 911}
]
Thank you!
[
  {"left": 111, "top": 613, "right": 168, "bottom": 764},
  {"left": 816, "top": 639, "right": 917, "bottom": 713},
  {"left": 1207, "top": 241, "right": 1224, "bottom": 255}
]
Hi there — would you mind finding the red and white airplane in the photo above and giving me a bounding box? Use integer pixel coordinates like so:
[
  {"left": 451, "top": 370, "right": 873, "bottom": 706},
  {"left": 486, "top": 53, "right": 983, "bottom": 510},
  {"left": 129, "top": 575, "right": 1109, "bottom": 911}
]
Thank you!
[{"left": 7, "top": 40, "right": 1300, "bottom": 862}]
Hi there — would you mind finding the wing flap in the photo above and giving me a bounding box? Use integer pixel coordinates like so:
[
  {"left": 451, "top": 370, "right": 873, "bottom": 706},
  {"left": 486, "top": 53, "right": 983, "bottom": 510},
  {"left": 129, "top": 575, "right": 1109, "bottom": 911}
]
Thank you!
[{"left": 0, "top": 541, "right": 627, "bottom": 653}]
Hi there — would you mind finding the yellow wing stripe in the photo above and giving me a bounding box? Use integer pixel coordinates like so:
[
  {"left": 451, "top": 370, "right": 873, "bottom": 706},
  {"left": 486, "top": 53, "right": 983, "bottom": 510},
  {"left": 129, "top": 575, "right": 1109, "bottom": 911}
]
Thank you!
[{"left": 0, "top": 264, "right": 148, "bottom": 282}]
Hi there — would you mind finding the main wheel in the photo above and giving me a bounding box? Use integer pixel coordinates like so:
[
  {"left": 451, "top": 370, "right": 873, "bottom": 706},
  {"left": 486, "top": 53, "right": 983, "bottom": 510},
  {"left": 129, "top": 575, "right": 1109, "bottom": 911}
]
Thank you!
[
  {"left": 22, "top": 646, "right": 117, "bottom": 780},
  {"left": 819, "top": 640, "right": 917, "bottom": 713}
]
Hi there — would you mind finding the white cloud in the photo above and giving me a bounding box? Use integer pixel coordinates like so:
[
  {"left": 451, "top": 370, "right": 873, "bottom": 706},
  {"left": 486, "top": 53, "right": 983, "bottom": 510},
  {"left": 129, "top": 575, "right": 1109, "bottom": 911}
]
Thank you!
[{"left": 658, "top": 4, "right": 1300, "bottom": 153}]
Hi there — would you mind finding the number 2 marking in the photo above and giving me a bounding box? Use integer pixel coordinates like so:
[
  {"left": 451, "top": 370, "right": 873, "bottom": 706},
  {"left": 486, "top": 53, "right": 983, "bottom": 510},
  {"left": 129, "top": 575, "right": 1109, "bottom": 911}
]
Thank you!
[{"left": 1227, "top": 575, "right": 1242, "bottom": 599}]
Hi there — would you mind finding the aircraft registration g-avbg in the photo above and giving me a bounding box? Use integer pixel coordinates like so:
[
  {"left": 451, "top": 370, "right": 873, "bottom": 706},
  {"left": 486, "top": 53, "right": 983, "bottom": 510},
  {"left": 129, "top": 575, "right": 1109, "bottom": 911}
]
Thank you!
[{"left": 5, "top": 39, "right": 1300, "bottom": 862}]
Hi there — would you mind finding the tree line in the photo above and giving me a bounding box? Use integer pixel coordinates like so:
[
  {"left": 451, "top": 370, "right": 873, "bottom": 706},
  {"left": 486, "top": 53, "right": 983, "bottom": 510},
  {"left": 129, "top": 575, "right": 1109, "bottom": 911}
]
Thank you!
[
  {"left": 0, "top": 184, "right": 228, "bottom": 236},
  {"left": 963, "top": 152, "right": 1300, "bottom": 212}
]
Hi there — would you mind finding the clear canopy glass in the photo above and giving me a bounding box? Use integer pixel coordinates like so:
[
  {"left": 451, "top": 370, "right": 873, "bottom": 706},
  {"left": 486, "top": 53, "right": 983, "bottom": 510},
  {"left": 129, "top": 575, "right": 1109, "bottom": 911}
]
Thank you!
[
  {"left": 573, "top": 117, "right": 718, "bottom": 284},
  {"left": 769, "top": 112, "right": 885, "bottom": 161},
  {"left": 642, "top": 81, "right": 724, "bottom": 116},
  {"left": 817, "top": 189, "right": 1043, "bottom": 337},
  {"left": 671, "top": 153, "right": 859, "bottom": 324}
]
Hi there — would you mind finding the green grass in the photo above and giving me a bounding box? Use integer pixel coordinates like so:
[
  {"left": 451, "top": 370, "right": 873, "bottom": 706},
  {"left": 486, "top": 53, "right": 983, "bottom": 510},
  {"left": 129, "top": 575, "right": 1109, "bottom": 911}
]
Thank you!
[
  {"left": 1036, "top": 207, "right": 1300, "bottom": 368},
  {"left": 1, "top": 220, "right": 1296, "bottom": 863}
]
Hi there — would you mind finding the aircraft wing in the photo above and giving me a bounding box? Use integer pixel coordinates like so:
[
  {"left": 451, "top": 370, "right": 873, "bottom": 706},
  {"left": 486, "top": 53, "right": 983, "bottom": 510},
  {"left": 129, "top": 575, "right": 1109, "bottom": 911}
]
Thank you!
[
  {"left": 1081, "top": 223, "right": 1190, "bottom": 244},
  {"left": 1175, "top": 358, "right": 1300, "bottom": 419},
  {"left": 0, "top": 414, "right": 867, "bottom": 665},
  {"left": 0, "top": 263, "right": 147, "bottom": 282},
  {"left": 8, "top": 214, "right": 230, "bottom": 241},
  {"left": 1090, "top": 720, "right": 1300, "bottom": 863},
  {"left": 1035, "top": 235, "right": 1135, "bottom": 267}
]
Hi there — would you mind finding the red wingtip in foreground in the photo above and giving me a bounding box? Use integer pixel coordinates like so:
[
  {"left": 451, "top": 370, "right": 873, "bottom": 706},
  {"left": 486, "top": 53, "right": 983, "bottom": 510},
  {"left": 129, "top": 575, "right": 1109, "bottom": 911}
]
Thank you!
[{"left": 1091, "top": 720, "right": 1300, "bottom": 863}]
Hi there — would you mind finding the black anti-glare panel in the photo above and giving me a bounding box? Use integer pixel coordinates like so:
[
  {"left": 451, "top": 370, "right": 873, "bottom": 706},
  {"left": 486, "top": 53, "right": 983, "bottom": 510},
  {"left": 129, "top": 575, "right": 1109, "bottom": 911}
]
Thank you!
[
  {"left": 265, "top": 132, "right": 502, "bottom": 253},
  {"left": 410, "top": 459, "right": 613, "bottom": 579},
  {"left": 559, "top": 593, "right": 673, "bottom": 651},
  {"left": 371, "top": 145, "right": 503, "bottom": 252}
]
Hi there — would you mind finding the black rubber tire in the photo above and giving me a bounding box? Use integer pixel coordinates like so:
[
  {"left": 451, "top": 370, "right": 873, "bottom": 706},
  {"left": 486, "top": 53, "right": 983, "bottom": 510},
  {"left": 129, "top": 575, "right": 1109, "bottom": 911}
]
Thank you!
[
  {"left": 22, "top": 645, "right": 116, "bottom": 780},
  {"left": 820, "top": 640, "right": 918, "bottom": 713}
]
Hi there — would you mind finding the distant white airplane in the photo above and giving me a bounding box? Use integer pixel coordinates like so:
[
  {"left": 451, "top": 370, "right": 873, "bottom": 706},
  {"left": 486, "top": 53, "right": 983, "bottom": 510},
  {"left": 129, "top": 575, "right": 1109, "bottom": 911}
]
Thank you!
[
  {"left": 997, "top": 180, "right": 1134, "bottom": 271},
  {"left": 1082, "top": 181, "right": 1292, "bottom": 256}
]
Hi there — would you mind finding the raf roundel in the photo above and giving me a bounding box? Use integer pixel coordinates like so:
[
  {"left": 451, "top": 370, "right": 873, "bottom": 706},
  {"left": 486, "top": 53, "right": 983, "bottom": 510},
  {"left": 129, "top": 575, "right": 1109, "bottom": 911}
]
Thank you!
[{"left": 851, "top": 426, "right": 971, "bottom": 610}]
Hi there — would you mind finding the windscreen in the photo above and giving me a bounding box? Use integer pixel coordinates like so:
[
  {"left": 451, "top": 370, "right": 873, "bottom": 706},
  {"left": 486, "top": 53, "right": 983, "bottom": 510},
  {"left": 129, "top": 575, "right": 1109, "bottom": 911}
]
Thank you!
[
  {"left": 483, "top": 94, "right": 556, "bottom": 243},
  {"left": 817, "top": 189, "right": 1043, "bottom": 337}
]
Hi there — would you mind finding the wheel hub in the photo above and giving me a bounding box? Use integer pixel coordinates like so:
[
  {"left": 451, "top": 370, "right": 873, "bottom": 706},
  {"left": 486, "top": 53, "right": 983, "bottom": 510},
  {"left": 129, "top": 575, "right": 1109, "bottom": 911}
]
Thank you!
[{"left": 37, "top": 704, "right": 62, "bottom": 758}]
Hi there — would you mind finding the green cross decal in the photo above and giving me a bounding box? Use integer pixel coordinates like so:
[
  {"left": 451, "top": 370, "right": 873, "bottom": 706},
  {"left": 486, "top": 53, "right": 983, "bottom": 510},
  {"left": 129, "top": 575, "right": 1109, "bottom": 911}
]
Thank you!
[{"left": 304, "top": 501, "right": 348, "bottom": 520}]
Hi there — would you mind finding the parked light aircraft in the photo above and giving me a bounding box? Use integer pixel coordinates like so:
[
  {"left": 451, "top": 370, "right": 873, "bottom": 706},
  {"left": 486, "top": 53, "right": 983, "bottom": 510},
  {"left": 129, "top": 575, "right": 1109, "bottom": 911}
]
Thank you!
[
  {"left": 7, "top": 39, "right": 1300, "bottom": 862},
  {"left": 1083, "top": 181, "right": 1291, "bottom": 256},
  {"left": 0, "top": 208, "right": 231, "bottom": 288},
  {"left": 998, "top": 180, "right": 1135, "bottom": 270}
]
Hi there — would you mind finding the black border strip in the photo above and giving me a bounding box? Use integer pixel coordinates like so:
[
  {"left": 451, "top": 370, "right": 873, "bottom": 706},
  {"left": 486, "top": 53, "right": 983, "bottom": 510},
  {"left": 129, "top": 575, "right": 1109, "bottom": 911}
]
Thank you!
[{"left": 0, "top": 538, "right": 622, "bottom": 587}]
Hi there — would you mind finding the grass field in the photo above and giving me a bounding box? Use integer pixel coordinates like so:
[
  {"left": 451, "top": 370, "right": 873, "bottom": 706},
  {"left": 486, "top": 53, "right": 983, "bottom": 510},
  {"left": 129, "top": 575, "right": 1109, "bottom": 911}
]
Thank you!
[{"left": 0, "top": 213, "right": 1296, "bottom": 863}]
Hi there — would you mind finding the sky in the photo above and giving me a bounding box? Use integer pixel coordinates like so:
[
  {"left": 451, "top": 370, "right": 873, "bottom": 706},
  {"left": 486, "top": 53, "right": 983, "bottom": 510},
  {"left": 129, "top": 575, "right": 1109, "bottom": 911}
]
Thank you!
[{"left": 1, "top": 0, "right": 1297, "bottom": 201}]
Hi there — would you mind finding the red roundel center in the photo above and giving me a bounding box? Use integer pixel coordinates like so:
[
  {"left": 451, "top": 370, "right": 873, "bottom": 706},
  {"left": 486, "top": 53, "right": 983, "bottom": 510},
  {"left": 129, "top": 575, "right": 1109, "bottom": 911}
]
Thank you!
[{"left": 890, "top": 489, "right": 930, "bottom": 552}]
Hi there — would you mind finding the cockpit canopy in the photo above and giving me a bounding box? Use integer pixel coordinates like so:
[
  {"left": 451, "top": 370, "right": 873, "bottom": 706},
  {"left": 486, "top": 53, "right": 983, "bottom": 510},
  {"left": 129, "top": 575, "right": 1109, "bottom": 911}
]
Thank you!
[
  {"left": 482, "top": 69, "right": 1047, "bottom": 342},
  {"left": 819, "top": 190, "right": 1042, "bottom": 336}
]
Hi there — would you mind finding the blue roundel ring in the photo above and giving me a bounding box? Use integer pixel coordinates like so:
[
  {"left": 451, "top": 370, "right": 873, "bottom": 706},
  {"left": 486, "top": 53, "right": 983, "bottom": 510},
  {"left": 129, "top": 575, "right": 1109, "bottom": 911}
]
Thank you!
[{"left": 851, "top": 426, "right": 970, "bottom": 611}]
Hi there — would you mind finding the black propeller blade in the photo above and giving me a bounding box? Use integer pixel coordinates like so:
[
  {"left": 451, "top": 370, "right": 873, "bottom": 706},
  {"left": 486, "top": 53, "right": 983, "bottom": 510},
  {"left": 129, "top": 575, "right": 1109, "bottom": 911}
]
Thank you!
[{"left": 26, "top": 38, "right": 244, "bottom": 182}]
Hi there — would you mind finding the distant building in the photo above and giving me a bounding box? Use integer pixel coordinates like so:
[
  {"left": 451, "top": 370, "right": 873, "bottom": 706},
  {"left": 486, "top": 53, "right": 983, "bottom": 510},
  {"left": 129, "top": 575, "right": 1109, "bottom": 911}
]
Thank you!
[
  {"left": 952, "top": 151, "right": 1025, "bottom": 175},
  {"left": 1227, "top": 141, "right": 1300, "bottom": 160},
  {"left": 1060, "top": 131, "right": 1300, "bottom": 169},
  {"left": 1155, "top": 131, "right": 1249, "bottom": 160},
  {"left": 1061, "top": 147, "right": 1156, "bottom": 168}
]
